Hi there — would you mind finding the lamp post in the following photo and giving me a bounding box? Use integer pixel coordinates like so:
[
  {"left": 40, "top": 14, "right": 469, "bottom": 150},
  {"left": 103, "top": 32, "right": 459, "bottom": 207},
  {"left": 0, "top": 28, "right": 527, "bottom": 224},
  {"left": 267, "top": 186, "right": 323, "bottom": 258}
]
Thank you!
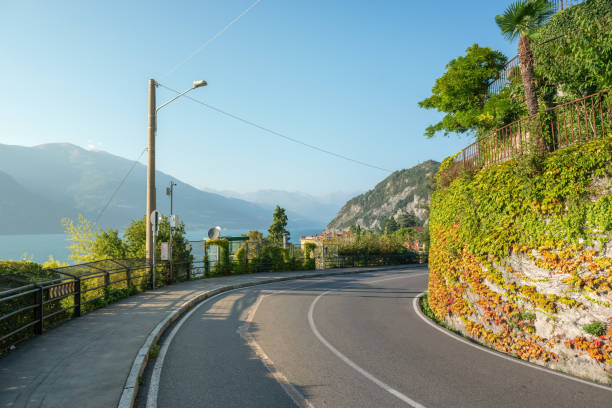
[{"left": 146, "top": 79, "right": 207, "bottom": 265}]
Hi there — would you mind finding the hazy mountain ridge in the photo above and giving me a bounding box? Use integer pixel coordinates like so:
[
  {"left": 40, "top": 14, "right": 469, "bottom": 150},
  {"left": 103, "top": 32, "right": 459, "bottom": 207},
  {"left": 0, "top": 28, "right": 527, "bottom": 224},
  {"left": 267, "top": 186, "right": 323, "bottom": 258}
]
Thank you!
[
  {"left": 327, "top": 160, "right": 440, "bottom": 231},
  {"left": 0, "top": 143, "right": 320, "bottom": 235},
  {"left": 203, "top": 188, "right": 360, "bottom": 226}
]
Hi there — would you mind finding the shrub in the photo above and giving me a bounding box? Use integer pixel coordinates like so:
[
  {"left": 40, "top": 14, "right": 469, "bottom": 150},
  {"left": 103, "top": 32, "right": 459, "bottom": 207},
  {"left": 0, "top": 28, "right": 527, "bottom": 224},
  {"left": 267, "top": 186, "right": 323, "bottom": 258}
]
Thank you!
[{"left": 583, "top": 321, "right": 607, "bottom": 336}]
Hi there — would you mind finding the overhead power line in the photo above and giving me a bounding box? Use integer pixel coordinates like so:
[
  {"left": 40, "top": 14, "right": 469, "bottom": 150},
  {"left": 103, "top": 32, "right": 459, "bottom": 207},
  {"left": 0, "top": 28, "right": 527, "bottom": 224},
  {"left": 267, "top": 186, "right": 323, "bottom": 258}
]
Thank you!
[
  {"left": 94, "top": 147, "right": 147, "bottom": 224},
  {"left": 160, "top": 0, "right": 262, "bottom": 79},
  {"left": 157, "top": 83, "right": 392, "bottom": 173}
]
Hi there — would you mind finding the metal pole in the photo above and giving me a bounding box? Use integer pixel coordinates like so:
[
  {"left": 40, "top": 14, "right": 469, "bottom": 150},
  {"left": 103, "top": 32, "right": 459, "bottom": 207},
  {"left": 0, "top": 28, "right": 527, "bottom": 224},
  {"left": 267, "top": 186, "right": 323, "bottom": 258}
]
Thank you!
[
  {"left": 146, "top": 79, "right": 157, "bottom": 265},
  {"left": 321, "top": 244, "right": 325, "bottom": 270},
  {"left": 168, "top": 181, "right": 175, "bottom": 282},
  {"left": 152, "top": 230, "right": 156, "bottom": 289}
]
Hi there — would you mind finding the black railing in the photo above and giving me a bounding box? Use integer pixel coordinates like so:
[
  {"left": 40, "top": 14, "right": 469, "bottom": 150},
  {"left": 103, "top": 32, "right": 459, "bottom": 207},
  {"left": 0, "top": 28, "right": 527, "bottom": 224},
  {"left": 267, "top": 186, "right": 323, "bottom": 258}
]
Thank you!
[
  {"left": 0, "top": 250, "right": 425, "bottom": 354},
  {"left": 0, "top": 259, "right": 171, "bottom": 354}
]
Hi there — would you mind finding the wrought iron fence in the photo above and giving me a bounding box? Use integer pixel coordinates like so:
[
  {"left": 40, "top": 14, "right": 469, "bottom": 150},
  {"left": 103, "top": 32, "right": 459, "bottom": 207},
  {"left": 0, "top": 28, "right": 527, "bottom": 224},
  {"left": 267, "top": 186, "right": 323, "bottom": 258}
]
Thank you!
[{"left": 456, "top": 91, "right": 611, "bottom": 171}]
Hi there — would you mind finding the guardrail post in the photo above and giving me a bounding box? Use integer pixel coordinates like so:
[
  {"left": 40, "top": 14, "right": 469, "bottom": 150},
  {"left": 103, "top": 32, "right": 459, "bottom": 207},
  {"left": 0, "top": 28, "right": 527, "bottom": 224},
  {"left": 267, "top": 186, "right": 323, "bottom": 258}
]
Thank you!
[
  {"left": 74, "top": 278, "right": 81, "bottom": 317},
  {"left": 104, "top": 272, "right": 110, "bottom": 300},
  {"left": 35, "top": 286, "right": 43, "bottom": 335},
  {"left": 126, "top": 267, "right": 132, "bottom": 287},
  {"left": 321, "top": 246, "right": 325, "bottom": 270},
  {"left": 245, "top": 243, "right": 249, "bottom": 270}
]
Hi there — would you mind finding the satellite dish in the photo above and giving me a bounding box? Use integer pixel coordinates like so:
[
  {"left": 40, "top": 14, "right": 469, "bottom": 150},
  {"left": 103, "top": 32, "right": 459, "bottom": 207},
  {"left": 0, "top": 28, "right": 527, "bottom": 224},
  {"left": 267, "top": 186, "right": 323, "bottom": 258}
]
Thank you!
[{"left": 208, "top": 226, "right": 221, "bottom": 240}]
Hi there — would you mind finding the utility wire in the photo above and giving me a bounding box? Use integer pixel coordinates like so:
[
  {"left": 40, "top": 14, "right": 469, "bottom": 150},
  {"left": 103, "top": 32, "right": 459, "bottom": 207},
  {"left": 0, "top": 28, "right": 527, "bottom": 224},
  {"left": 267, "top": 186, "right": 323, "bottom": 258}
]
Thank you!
[
  {"left": 160, "top": 0, "right": 262, "bottom": 79},
  {"left": 157, "top": 83, "right": 392, "bottom": 173},
  {"left": 94, "top": 147, "right": 147, "bottom": 225}
]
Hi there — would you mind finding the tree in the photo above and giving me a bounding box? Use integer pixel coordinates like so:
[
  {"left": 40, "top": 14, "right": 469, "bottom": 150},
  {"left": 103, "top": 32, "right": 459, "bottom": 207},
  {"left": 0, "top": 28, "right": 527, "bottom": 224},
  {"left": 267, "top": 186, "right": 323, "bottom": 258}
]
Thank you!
[
  {"left": 495, "top": 0, "right": 554, "bottom": 116},
  {"left": 267, "top": 205, "right": 289, "bottom": 245},
  {"left": 92, "top": 229, "right": 127, "bottom": 260},
  {"left": 248, "top": 230, "right": 263, "bottom": 242},
  {"left": 419, "top": 44, "right": 507, "bottom": 137},
  {"left": 398, "top": 212, "right": 420, "bottom": 228},
  {"left": 349, "top": 225, "right": 362, "bottom": 238},
  {"left": 63, "top": 215, "right": 126, "bottom": 262},
  {"left": 381, "top": 217, "right": 399, "bottom": 235},
  {"left": 123, "top": 215, "right": 191, "bottom": 262},
  {"left": 62, "top": 215, "right": 98, "bottom": 263},
  {"left": 63, "top": 214, "right": 191, "bottom": 264}
]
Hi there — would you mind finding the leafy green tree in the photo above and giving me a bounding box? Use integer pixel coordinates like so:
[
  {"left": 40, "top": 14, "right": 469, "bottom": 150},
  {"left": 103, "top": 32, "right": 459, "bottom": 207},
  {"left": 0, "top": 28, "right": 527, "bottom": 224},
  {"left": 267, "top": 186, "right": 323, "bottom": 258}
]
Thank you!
[
  {"left": 92, "top": 229, "right": 127, "bottom": 259},
  {"left": 380, "top": 217, "right": 399, "bottom": 235},
  {"left": 478, "top": 78, "right": 527, "bottom": 132},
  {"left": 495, "top": 0, "right": 554, "bottom": 116},
  {"left": 267, "top": 205, "right": 289, "bottom": 245},
  {"left": 123, "top": 215, "right": 191, "bottom": 262},
  {"left": 62, "top": 214, "right": 98, "bottom": 263},
  {"left": 63, "top": 214, "right": 191, "bottom": 264},
  {"left": 419, "top": 44, "right": 507, "bottom": 137},
  {"left": 398, "top": 212, "right": 420, "bottom": 228},
  {"left": 248, "top": 230, "right": 263, "bottom": 242}
]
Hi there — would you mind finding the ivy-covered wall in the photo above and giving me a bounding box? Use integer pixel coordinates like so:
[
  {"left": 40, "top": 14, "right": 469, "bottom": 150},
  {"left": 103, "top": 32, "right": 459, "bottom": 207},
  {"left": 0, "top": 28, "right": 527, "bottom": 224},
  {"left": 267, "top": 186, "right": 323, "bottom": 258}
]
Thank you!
[{"left": 428, "top": 136, "right": 612, "bottom": 383}]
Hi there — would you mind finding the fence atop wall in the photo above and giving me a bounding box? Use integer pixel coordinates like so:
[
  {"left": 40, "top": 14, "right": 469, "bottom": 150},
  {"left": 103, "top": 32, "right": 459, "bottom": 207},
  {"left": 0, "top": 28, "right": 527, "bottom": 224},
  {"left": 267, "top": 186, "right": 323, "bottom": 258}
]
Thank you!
[{"left": 456, "top": 91, "right": 610, "bottom": 171}]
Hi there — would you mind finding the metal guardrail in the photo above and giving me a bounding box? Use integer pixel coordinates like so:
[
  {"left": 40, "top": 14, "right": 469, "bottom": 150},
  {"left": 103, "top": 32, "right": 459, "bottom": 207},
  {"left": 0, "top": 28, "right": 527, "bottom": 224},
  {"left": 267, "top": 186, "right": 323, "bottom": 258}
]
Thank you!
[
  {"left": 0, "top": 259, "right": 178, "bottom": 353},
  {"left": 456, "top": 91, "right": 610, "bottom": 171},
  {"left": 0, "top": 251, "right": 425, "bottom": 354}
]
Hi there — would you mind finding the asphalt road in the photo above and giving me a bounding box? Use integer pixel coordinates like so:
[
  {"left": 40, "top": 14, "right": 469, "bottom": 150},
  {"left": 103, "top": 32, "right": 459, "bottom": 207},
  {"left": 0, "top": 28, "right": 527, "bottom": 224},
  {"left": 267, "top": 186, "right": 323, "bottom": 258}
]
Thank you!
[{"left": 145, "top": 267, "right": 612, "bottom": 408}]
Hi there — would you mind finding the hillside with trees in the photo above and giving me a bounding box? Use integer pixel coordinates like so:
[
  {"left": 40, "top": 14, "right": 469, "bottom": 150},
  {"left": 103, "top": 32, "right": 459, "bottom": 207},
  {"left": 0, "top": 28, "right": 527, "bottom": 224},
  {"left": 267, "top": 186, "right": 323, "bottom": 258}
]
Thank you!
[{"left": 327, "top": 160, "right": 439, "bottom": 231}]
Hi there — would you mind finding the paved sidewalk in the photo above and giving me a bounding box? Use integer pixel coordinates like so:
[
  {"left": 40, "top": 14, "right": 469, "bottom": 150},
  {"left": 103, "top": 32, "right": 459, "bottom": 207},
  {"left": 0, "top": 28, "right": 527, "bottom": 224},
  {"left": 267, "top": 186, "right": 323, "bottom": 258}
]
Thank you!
[{"left": 0, "top": 266, "right": 412, "bottom": 408}]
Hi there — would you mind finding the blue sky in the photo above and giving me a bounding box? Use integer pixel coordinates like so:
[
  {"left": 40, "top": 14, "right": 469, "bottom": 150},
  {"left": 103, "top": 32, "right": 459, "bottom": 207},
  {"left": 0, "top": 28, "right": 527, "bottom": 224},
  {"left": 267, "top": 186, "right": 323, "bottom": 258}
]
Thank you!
[{"left": 0, "top": 0, "right": 517, "bottom": 196}]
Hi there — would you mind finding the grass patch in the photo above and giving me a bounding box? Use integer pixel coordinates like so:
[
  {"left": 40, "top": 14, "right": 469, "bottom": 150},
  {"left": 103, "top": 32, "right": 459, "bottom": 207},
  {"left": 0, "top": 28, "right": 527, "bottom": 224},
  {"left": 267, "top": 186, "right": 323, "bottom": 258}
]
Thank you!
[
  {"left": 149, "top": 344, "right": 160, "bottom": 359},
  {"left": 582, "top": 321, "right": 607, "bottom": 336}
]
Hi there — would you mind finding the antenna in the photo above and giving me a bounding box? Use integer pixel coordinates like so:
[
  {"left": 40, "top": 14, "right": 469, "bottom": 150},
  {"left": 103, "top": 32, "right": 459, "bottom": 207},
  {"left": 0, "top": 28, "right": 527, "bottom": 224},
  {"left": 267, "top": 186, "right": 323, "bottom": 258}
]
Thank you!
[{"left": 208, "top": 226, "right": 221, "bottom": 240}]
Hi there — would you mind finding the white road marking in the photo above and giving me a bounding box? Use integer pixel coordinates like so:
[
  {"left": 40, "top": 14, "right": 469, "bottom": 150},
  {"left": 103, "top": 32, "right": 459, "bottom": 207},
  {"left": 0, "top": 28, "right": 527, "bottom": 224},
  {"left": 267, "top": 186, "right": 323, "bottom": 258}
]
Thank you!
[
  {"left": 146, "top": 269, "right": 422, "bottom": 408},
  {"left": 412, "top": 292, "right": 612, "bottom": 392},
  {"left": 307, "top": 273, "right": 428, "bottom": 408},
  {"left": 146, "top": 285, "right": 259, "bottom": 408},
  {"left": 239, "top": 292, "right": 315, "bottom": 408}
]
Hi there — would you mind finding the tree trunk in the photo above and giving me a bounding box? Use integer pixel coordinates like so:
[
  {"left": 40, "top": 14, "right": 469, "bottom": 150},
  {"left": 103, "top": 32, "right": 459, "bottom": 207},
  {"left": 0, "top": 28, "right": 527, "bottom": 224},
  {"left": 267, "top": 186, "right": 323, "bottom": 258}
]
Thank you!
[{"left": 518, "top": 35, "right": 539, "bottom": 116}]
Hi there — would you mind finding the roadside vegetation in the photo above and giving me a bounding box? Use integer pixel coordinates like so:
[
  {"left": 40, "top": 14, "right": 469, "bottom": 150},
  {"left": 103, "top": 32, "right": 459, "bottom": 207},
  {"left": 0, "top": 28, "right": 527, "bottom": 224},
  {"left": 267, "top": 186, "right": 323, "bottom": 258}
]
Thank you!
[{"left": 424, "top": 0, "right": 612, "bottom": 381}]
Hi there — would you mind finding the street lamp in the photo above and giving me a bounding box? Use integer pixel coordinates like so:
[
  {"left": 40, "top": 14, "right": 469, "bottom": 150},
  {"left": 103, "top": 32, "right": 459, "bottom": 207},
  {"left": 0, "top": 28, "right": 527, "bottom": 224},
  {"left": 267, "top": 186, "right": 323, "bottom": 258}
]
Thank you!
[{"left": 146, "top": 79, "right": 207, "bottom": 265}]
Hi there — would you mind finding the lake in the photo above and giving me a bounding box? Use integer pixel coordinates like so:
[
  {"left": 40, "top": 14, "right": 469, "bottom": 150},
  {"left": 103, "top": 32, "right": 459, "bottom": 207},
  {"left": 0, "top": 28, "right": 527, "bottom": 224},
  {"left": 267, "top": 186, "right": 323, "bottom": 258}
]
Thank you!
[{"left": 0, "top": 228, "right": 323, "bottom": 264}]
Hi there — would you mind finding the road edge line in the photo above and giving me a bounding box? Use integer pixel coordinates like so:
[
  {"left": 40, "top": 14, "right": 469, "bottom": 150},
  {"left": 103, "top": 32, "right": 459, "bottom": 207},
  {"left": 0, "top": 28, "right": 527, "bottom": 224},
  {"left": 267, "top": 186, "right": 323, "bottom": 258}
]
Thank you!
[
  {"left": 412, "top": 292, "right": 612, "bottom": 392},
  {"left": 307, "top": 272, "right": 429, "bottom": 408},
  {"left": 117, "top": 265, "right": 419, "bottom": 408}
]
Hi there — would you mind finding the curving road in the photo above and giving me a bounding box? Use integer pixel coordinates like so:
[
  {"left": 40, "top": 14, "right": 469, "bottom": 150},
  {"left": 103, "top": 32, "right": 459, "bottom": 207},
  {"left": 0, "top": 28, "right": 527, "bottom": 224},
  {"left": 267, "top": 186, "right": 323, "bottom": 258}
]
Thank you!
[{"left": 139, "top": 267, "right": 612, "bottom": 408}]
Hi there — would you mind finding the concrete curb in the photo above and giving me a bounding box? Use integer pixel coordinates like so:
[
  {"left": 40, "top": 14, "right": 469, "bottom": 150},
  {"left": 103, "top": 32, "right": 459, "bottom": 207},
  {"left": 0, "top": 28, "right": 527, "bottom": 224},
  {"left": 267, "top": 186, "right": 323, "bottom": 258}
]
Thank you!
[{"left": 117, "top": 266, "right": 416, "bottom": 408}]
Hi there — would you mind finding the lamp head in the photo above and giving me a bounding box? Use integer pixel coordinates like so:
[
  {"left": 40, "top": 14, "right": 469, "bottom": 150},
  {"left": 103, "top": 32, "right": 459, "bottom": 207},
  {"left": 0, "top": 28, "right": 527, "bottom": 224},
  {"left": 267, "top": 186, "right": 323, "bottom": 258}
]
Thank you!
[{"left": 193, "top": 80, "right": 208, "bottom": 88}]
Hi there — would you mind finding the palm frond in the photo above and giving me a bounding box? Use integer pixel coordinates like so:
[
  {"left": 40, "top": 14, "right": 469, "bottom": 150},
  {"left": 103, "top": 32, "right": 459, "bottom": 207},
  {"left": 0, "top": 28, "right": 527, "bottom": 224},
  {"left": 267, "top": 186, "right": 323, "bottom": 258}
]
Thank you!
[{"left": 495, "top": 0, "right": 554, "bottom": 40}]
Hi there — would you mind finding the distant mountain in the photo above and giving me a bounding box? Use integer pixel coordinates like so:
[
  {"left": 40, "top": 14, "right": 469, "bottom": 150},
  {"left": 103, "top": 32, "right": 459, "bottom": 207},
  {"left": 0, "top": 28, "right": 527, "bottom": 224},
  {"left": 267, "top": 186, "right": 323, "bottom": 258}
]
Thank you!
[
  {"left": 205, "top": 188, "right": 360, "bottom": 227},
  {"left": 327, "top": 160, "right": 440, "bottom": 231},
  {"left": 0, "top": 143, "right": 317, "bottom": 235},
  {"left": 0, "top": 170, "right": 76, "bottom": 234}
]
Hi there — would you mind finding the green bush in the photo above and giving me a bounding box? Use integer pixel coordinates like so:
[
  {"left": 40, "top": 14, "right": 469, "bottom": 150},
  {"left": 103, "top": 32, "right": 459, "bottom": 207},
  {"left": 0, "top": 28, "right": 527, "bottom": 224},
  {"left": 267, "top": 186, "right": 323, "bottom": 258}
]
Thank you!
[{"left": 583, "top": 321, "right": 607, "bottom": 336}]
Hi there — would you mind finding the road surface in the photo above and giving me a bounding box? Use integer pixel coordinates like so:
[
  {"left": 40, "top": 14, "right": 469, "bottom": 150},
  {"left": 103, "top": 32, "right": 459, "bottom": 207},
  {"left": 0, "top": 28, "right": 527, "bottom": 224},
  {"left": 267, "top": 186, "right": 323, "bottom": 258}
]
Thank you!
[{"left": 141, "top": 267, "right": 611, "bottom": 407}]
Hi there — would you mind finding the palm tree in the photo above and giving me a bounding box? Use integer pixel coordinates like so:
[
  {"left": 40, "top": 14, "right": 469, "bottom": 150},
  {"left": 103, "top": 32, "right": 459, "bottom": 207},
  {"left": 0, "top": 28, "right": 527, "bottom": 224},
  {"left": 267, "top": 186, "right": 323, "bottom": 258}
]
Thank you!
[{"left": 496, "top": 0, "right": 554, "bottom": 116}]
